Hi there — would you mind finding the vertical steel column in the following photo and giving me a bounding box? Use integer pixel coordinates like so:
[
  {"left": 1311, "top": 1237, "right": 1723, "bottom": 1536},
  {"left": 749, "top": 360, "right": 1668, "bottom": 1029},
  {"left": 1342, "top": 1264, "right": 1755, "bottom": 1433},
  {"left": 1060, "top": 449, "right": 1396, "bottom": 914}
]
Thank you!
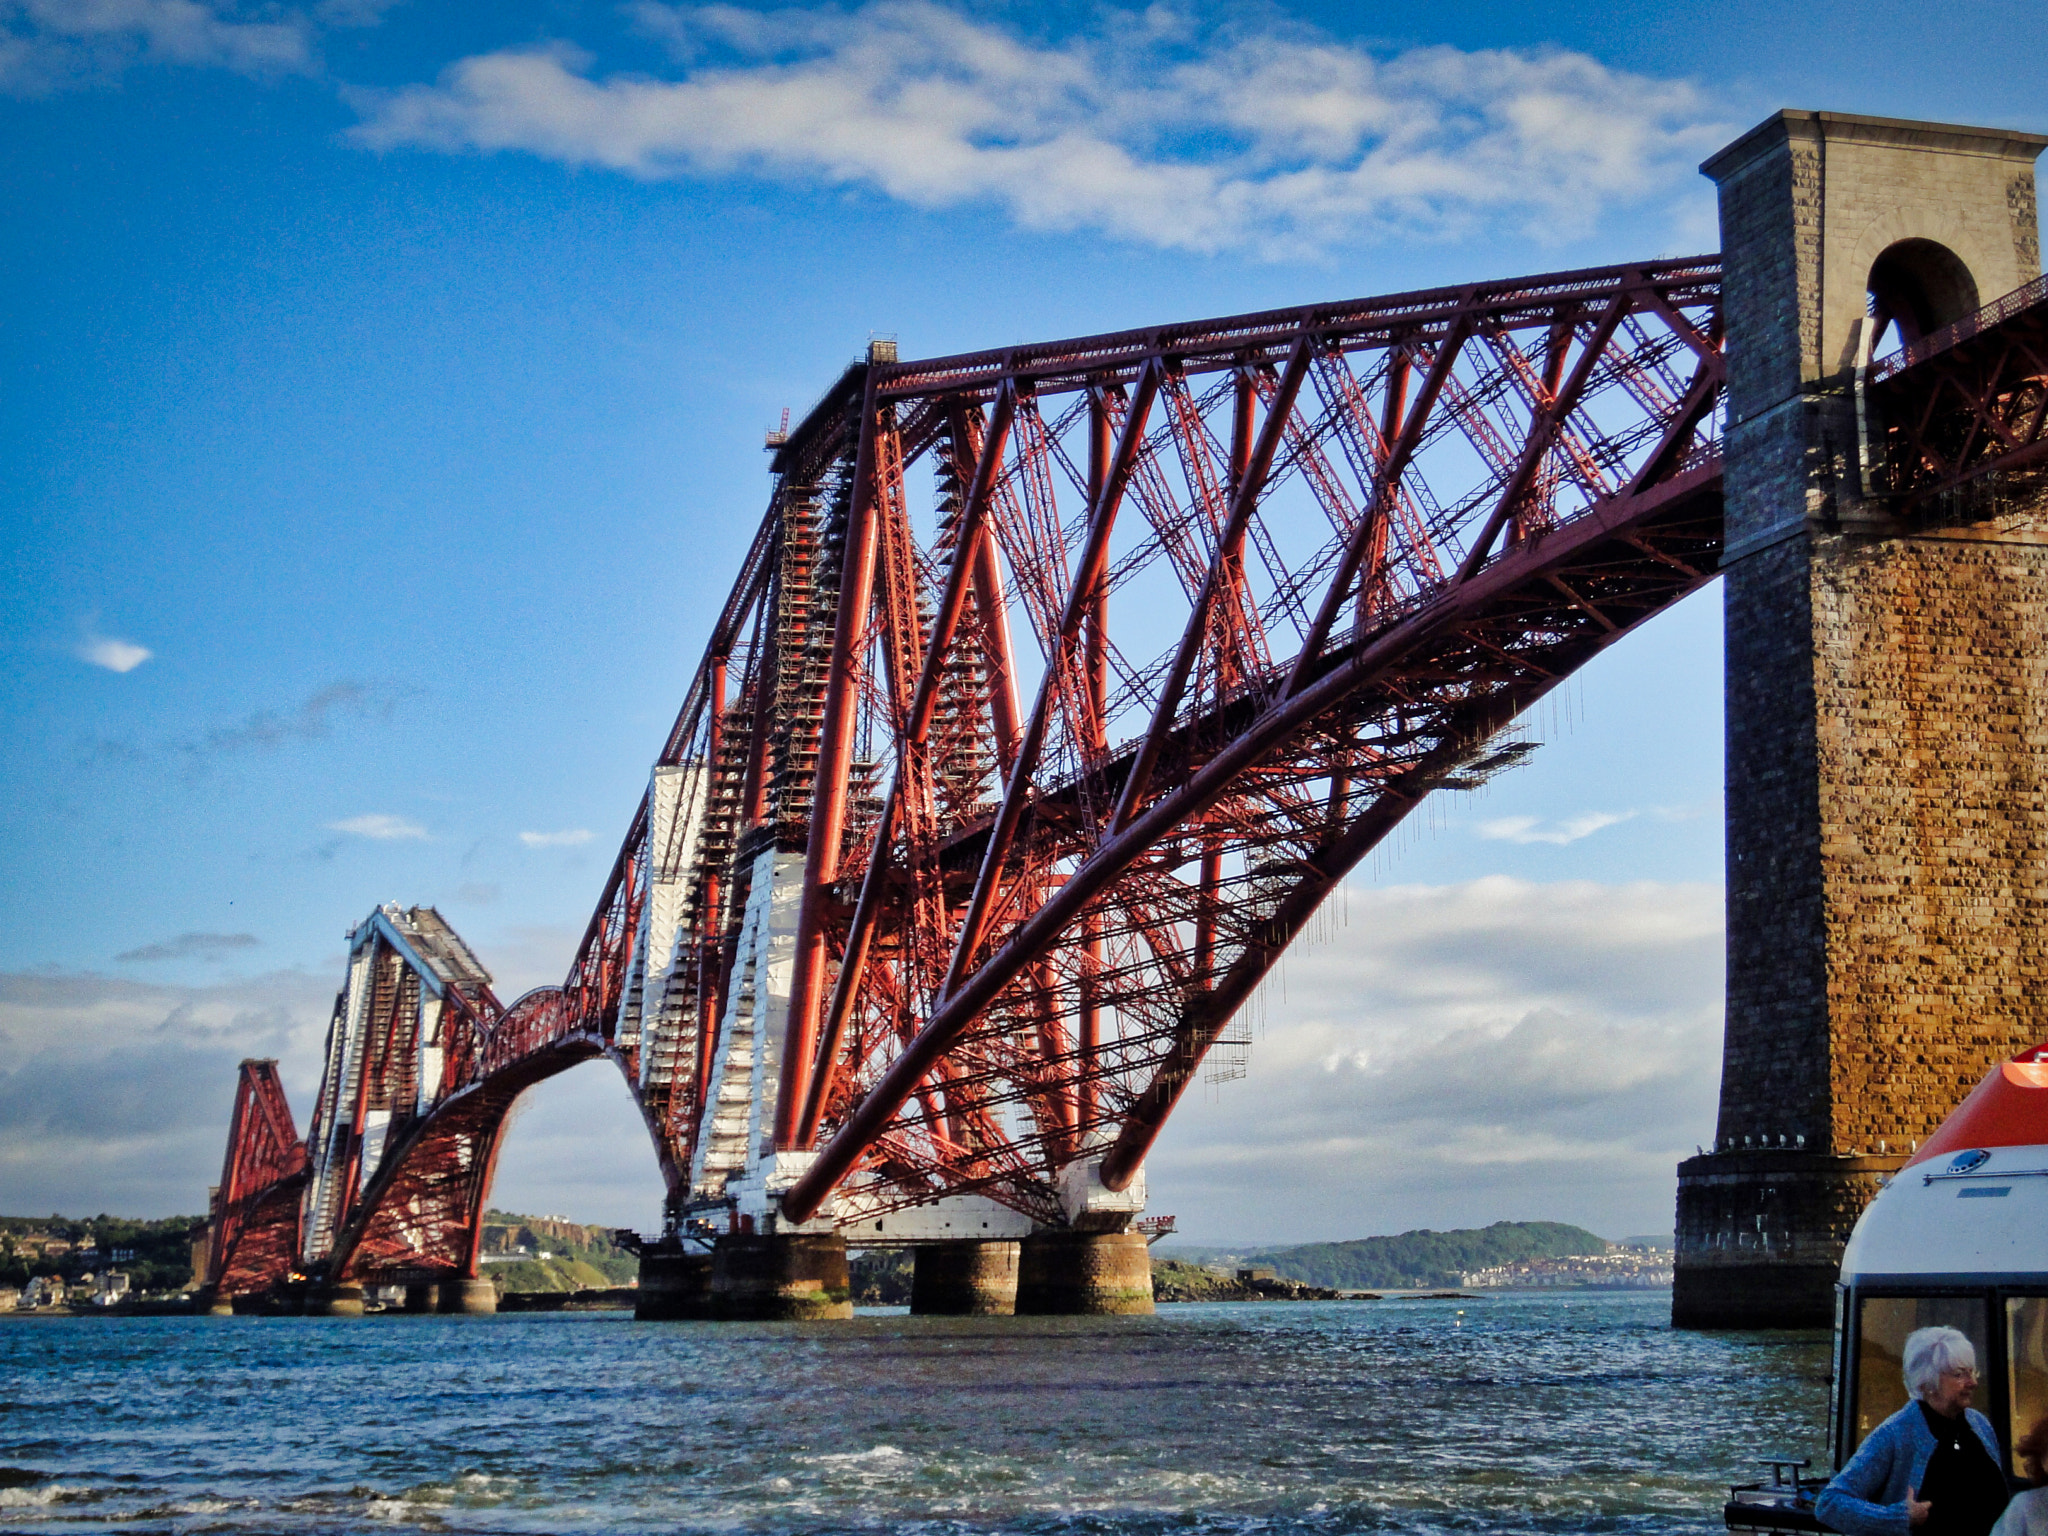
[
  {"left": 1083, "top": 388, "right": 1112, "bottom": 737},
  {"left": 1076, "top": 389, "right": 1112, "bottom": 1132},
  {"left": 1193, "top": 842, "right": 1222, "bottom": 985},
  {"left": 795, "top": 391, "right": 1017, "bottom": 1147},
  {"left": 1031, "top": 958, "right": 1075, "bottom": 1165},
  {"left": 776, "top": 386, "right": 888, "bottom": 1151},
  {"left": 973, "top": 530, "right": 1023, "bottom": 775}
]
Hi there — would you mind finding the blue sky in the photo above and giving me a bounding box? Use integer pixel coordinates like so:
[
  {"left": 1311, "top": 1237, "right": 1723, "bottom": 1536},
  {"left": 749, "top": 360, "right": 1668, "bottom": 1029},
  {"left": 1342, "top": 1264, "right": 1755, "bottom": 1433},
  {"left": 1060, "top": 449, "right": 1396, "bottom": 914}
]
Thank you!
[{"left": 2, "top": 0, "right": 2043, "bottom": 1242}]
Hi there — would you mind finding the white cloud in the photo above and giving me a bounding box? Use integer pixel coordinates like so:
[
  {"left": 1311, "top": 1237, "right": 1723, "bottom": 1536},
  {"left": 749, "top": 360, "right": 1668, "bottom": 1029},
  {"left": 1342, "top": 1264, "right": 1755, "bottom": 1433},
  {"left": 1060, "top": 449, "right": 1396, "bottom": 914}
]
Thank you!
[
  {"left": 0, "top": 0, "right": 311, "bottom": 94},
  {"left": 0, "top": 967, "right": 335, "bottom": 1216},
  {"left": 1149, "top": 876, "right": 1724, "bottom": 1243},
  {"left": 491, "top": 1064, "right": 671, "bottom": 1230},
  {"left": 114, "top": 931, "right": 260, "bottom": 963},
  {"left": 519, "top": 828, "right": 593, "bottom": 847},
  {"left": 1475, "top": 809, "right": 1637, "bottom": 845},
  {"left": 327, "top": 812, "right": 427, "bottom": 840},
  {"left": 346, "top": 2, "right": 1726, "bottom": 257},
  {"left": 78, "top": 633, "right": 152, "bottom": 672},
  {"left": 0, "top": 877, "right": 1724, "bottom": 1241}
]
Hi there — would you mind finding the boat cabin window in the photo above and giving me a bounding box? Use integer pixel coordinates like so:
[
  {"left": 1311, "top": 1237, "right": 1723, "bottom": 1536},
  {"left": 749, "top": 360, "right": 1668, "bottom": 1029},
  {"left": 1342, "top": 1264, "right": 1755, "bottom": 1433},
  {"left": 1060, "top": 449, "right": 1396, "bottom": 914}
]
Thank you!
[
  {"left": 1855, "top": 1295, "right": 1990, "bottom": 1448},
  {"left": 2011, "top": 1297, "right": 2048, "bottom": 1477}
]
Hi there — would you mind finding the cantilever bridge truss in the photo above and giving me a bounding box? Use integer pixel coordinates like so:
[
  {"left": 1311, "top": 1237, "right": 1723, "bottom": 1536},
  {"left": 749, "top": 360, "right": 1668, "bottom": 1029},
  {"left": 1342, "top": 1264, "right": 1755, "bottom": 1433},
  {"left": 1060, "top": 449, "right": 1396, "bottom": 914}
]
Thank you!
[
  {"left": 207, "top": 254, "right": 1737, "bottom": 1295},
  {"left": 235, "top": 239, "right": 2048, "bottom": 1305},
  {"left": 204, "top": 250, "right": 2048, "bottom": 1299}
]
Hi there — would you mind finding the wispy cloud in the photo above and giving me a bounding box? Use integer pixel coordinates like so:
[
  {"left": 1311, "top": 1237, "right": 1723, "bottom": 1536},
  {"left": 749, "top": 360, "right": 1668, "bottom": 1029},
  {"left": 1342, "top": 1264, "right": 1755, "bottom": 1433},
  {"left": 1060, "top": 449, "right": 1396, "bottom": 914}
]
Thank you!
[
  {"left": 0, "top": 965, "right": 333, "bottom": 1216},
  {"left": 346, "top": 1, "right": 1725, "bottom": 258},
  {"left": 114, "top": 932, "right": 260, "bottom": 963},
  {"left": 84, "top": 681, "right": 404, "bottom": 774},
  {"left": 77, "top": 632, "right": 152, "bottom": 673},
  {"left": 0, "top": 0, "right": 313, "bottom": 95},
  {"left": 519, "top": 828, "right": 593, "bottom": 848},
  {"left": 188, "top": 682, "right": 392, "bottom": 758},
  {"left": 1475, "top": 809, "right": 1637, "bottom": 846},
  {"left": 328, "top": 812, "right": 427, "bottom": 840}
]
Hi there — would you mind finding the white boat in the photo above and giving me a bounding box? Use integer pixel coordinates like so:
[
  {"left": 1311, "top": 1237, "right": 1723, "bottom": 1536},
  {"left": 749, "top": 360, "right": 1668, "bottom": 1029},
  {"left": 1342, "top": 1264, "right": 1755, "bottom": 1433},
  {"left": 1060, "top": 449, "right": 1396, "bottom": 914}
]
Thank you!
[{"left": 1727, "top": 1039, "right": 2048, "bottom": 1532}]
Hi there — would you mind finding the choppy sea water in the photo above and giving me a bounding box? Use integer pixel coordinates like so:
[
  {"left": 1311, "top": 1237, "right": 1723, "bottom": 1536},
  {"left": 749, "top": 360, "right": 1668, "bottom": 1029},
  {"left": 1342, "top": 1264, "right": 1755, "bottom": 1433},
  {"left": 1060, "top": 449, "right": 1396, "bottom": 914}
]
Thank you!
[{"left": 0, "top": 1291, "right": 1827, "bottom": 1535}]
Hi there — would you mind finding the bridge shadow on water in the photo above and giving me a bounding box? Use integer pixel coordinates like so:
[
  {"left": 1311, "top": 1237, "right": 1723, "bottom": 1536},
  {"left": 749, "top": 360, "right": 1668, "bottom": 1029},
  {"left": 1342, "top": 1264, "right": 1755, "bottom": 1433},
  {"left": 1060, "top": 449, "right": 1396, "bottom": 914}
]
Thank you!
[{"left": 0, "top": 1292, "right": 1824, "bottom": 1535}]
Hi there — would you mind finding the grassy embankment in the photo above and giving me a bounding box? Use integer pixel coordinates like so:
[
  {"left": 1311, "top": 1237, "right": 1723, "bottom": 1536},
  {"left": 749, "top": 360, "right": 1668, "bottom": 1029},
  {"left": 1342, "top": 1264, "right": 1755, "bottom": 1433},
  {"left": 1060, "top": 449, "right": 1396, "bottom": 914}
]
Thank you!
[{"left": 479, "top": 1212, "right": 638, "bottom": 1295}]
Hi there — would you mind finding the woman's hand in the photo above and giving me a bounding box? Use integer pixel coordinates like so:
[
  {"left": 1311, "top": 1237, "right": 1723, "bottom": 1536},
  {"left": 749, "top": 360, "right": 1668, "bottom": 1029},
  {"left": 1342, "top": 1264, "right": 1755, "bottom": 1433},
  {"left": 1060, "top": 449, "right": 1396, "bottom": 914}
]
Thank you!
[{"left": 1906, "top": 1487, "right": 1932, "bottom": 1526}]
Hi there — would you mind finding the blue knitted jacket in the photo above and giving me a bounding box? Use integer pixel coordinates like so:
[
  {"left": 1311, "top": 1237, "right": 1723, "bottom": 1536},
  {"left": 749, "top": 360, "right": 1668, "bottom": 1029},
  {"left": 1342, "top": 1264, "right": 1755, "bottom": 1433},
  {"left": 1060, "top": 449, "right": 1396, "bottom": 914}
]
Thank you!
[{"left": 1817, "top": 1402, "right": 2004, "bottom": 1536}]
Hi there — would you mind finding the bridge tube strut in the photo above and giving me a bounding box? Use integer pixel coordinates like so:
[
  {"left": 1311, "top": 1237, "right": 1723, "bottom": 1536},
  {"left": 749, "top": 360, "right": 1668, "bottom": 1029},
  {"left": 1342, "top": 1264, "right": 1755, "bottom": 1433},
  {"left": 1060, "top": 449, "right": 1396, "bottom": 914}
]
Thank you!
[
  {"left": 776, "top": 376, "right": 891, "bottom": 1151},
  {"left": 972, "top": 512, "right": 1023, "bottom": 773},
  {"left": 795, "top": 386, "right": 1019, "bottom": 1147},
  {"left": 1071, "top": 390, "right": 1120, "bottom": 1121}
]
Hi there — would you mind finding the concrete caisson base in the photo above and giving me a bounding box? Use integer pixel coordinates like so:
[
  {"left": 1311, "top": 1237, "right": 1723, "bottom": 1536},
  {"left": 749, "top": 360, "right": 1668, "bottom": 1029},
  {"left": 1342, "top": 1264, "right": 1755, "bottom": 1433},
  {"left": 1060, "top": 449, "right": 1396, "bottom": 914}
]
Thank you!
[
  {"left": 635, "top": 1248, "right": 715, "bottom": 1320},
  {"left": 710, "top": 1234, "right": 852, "bottom": 1321},
  {"left": 1016, "top": 1232, "right": 1154, "bottom": 1316},
  {"left": 437, "top": 1278, "right": 498, "bottom": 1315},
  {"left": 310, "top": 1284, "right": 366, "bottom": 1317},
  {"left": 1672, "top": 1149, "right": 1902, "bottom": 1328},
  {"left": 1672, "top": 1262, "right": 1840, "bottom": 1331},
  {"left": 403, "top": 1283, "right": 441, "bottom": 1314},
  {"left": 911, "top": 1241, "right": 1019, "bottom": 1315}
]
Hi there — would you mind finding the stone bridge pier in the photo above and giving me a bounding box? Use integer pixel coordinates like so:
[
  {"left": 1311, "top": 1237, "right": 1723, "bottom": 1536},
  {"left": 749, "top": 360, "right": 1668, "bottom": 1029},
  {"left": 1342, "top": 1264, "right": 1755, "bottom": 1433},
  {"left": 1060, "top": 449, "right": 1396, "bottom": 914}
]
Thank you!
[{"left": 1676, "top": 111, "right": 2048, "bottom": 1327}]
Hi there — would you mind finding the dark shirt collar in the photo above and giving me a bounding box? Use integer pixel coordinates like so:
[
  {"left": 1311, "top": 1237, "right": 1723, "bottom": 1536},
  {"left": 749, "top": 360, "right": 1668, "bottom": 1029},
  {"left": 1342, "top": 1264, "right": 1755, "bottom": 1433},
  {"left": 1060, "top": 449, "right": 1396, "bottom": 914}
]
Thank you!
[{"left": 1920, "top": 1400, "right": 1971, "bottom": 1438}]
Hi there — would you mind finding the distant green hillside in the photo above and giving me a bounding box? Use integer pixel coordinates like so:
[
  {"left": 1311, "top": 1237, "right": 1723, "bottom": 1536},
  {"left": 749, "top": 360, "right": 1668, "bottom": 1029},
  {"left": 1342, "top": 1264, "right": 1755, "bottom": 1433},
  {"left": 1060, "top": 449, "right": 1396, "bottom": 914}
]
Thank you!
[
  {"left": 1249, "top": 1221, "right": 1609, "bottom": 1290},
  {"left": 480, "top": 1211, "right": 637, "bottom": 1293}
]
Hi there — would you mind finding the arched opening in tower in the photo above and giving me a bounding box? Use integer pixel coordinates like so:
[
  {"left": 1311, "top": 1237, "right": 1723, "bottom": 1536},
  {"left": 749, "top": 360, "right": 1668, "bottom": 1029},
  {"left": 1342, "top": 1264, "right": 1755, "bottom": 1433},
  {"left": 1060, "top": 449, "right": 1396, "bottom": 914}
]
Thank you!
[{"left": 1867, "top": 238, "right": 1980, "bottom": 353}]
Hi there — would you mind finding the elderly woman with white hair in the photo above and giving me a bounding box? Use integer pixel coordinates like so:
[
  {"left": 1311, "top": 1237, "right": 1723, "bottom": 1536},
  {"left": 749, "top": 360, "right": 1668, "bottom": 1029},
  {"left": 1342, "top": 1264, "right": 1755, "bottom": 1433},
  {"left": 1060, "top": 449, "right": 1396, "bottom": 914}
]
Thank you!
[{"left": 1818, "top": 1326, "right": 2010, "bottom": 1536}]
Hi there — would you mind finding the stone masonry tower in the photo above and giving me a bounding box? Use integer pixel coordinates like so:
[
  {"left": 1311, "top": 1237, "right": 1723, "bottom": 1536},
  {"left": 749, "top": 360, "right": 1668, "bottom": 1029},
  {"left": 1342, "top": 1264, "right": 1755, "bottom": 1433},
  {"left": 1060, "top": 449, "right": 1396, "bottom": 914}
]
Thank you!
[{"left": 1674, "top": 112, "right": 2048, "bottom": 1328}]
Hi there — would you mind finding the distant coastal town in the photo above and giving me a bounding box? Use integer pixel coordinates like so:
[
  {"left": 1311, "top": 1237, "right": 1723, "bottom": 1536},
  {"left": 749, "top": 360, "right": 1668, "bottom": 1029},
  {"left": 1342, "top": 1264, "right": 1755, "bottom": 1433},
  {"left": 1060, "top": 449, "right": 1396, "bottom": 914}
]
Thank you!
[{"left": 1457, "top": 1247, "right": 1675, "bottom": 1289}]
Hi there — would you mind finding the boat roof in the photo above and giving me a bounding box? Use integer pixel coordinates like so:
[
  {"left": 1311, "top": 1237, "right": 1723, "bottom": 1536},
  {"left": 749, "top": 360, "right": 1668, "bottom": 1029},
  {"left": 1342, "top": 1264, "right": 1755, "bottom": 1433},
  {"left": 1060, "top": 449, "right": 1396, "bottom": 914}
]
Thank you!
[
  {"left": 1904, "top": 1038, "right": 2048, "bottom": 1168},
  {"left": 1842, "top": 1039, "right": 2048, "bottom": 1283}
]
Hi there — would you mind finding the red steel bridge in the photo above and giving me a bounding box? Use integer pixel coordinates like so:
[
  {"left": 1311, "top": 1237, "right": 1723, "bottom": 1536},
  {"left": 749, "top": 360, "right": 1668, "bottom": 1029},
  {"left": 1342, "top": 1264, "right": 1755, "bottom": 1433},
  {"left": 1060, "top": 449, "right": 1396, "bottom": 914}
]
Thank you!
[{"left": 202, "top": 249, "right": 2048, "bottom": 1312}]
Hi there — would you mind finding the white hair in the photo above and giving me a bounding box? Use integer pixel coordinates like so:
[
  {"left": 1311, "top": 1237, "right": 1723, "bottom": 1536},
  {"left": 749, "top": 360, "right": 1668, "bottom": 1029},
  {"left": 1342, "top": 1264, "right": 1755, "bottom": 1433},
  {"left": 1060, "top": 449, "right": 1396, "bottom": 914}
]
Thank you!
[{"left": 1903, "top": 1326, "right": 1977, "bottom": 1401}]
